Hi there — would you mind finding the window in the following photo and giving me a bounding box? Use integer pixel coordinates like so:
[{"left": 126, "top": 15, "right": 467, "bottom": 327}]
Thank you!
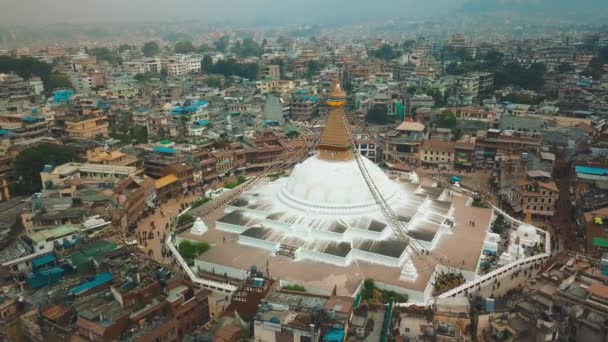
[{"left": 533, "top": 206, "right": 537, "bottom": 210}]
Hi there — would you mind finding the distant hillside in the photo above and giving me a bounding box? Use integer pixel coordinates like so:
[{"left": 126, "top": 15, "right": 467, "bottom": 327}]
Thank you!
[{"left": 457, "top": 0, "right": 608, "bottom": 21}]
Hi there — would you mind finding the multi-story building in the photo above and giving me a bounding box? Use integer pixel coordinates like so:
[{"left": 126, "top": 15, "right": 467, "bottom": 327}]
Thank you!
[
  {"left": 243, "top": 131, "right": 285, "bottom": 170},
  {"left": 155, "top": 173, "right": 179, "bottom": 203},
  {"left": 385, "top": 119, "right": 427, "bottom": 170},
  {"left": 0, "top": 114, "right": 51, "bottom": 145},
  {"left": 503, "top": 174, "right": 559, "bottom": 218},
  {"left": 166, "top": 55, "right": 202, "bottom": 76},
  {"left": 65, "top": 113, "right": 109, "bottom": 139},
  {"left": 289, "top": 90, "right": 318, "bottom": 121},
  {"left": 113, "top": 177, "right": 155, "bottom": 229},
  {"left": 474, "top": 129, "right": 542, "bottom": 168},
  {"left": 140, "top": 151, "right": 185, "bottom": 179},
  {"left": 40, "top": 162, "right": 140, "bottom": 190},
  {"left": 263, "top": 64, "right": 280, "bottom": 81},
  {"left": 0, "top": 153, "right": 13, "bottom": 202},
  {"left": 254, "top": 289, "right": 353, "bottom": 342},
  {"left": 420, "top": 139, "right": 455, "bottom": 170},
  {"left": 86, "top": 147, "right": 142, "bottom": 171},
  {"left": 454, "top": 136, "right": 476, "bottom": 171}
]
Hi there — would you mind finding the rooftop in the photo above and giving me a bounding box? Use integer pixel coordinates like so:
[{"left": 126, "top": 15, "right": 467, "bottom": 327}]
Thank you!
[{"left": 27, "top": 224, "right": 81, "bottom": 244}]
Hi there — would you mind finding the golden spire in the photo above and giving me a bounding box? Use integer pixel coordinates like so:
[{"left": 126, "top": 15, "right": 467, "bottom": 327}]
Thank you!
[{"left": 318, "top": 83, "right": 353, "bottom": 161}]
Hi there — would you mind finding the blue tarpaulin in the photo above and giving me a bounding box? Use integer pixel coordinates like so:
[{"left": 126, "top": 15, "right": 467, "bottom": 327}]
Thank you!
[
  {"left": 153, "top": 146, "right": 176, "bottom": 155},
  {"left": 69, "top": 272, "right": 113, "bottom": 296},
  {"left": 32, "top": 255, "right": 56, "bottom": 269},
  {"left": 575, "top": 166, "right": 608, "bottom": 176},
  {"left": 324, "top": 329, "right": 345, "bottom": 342}
]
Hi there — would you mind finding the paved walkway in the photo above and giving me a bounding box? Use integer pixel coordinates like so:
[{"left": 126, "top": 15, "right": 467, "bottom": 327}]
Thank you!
[{"left": 135, "top": 192, "right": 202, "bottom": 263}]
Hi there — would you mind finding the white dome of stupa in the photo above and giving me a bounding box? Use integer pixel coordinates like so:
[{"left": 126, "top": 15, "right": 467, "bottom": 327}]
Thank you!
[{"left": 277, "top": 154, "right": 399, "bottom": 215}]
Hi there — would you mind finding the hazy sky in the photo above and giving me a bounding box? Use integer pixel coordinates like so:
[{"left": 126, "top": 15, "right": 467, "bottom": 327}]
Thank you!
[{"left": 0, "top": 0, "right": 466, "bottom": 25}]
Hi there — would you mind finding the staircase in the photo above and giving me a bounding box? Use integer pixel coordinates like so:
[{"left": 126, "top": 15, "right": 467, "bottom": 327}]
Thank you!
[{"left": 277, "top": 244, "right": 297, "bottom": 259}]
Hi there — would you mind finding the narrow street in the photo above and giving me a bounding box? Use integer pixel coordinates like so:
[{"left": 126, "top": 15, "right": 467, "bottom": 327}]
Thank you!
[{"left": 135, "top": 191, "right": 202, "bottom": 263}]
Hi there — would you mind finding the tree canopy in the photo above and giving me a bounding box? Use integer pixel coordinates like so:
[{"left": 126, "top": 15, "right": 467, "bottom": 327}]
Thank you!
[
  {"left": 371, "top": 43, "right": 402, "bottom": 61},
  {"left": 88, "top": 47, "right": 122, "bottom": 65},
  {"left": 231, "top": 37, "right": 261, "bottom": 57},
  {"left": 437, "top": 111, "right": 459, "bottom": 129},
  {"left": 174, "top": 41, "right": 196, "bottom": 54},
  {"left": 203, "top": 58, "right": 259, "bottom": 80},
  {"left": 582, "top": 46, "right": 608, "bottom": 80},
  {"left": 12, "top": 143, "right": 77, "bottom": 195},
  {"left": 142, "top": 41, "right": 160, "bottom": 57},
  {"left": 366, "top": 104, "right": 393, "bottom": 125},
  {"left": 214, "top": 36, "right": 230, "bottom": 52},
  {"left": 494, "top": 62, "right": 547, "bottom": 91},
  {"left": 0, "top": 56, "right": 73, "bottom": 95},
  {"left": 178, "top": 240, "right": 210, "bottom": 262},
  {"left": 197, "top": 44, "right": 211, "bottom": 53}
]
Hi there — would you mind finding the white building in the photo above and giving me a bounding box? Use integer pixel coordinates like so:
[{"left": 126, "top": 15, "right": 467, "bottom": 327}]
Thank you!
[{"left": 166, "top": 55, "right": 202, "bottom": 76}]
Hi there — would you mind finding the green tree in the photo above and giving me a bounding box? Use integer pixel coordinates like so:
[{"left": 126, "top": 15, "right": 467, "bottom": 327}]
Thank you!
[
  {"left": 13, "top": 143, "right": 77, "bottom": 195},
  {"left": 556, "top": 63, "right": 574, "bottom": 74},
  {"left": 361, "top": 279, "right": 375, "bottom": 299},
  {"left": 178, "top": 240, "right": 210, "bottom": 261},
  {"left": 118, "top": 44, "right": 132, "bottom": 53},
  {"left": 214, "top": 36, "right": 230, "bottom": 52},
  {"left": 204, "top": 59, "right": 259, "bottom": 80},
  {"left": 142, "top": 41, "right": 160, "bottom": 57},
  {"left": 205, "top": 76, "right": 221, "bottom": 88},
  {"left": 366, "top": 104, "right": 393, "bottom": 125},
  {"left": 174, "top": 41, "right": 196, "bottom": 54},
  {"left": 438, "top": 111, "right": 459, "bottom": 129},
  {"left": 492, "top": 214, "right": 507, "bottom": 234},
  {"left": 132, "top": 126, "right": 148, "bottom": 143},
  {"left": 282, "top": 284, "right": 306, "bottom": 292},
  {"left": 0, "top": 56, "right": 72, "bottom": 95},
  {"left": 47, "top": 72, "right": 73, "bottom": 93},
  {"left": 89, "top": 47, "right": 122, "bottom": 65},
  {"left": 198, "top": 43, "right": 211, "bottom": 53},
  {"left": 177, "top": 213, "right": 195, "bottom": 226},
  {"left": 231, "top": 37, "right": 261, "bottom": 57},
  {"left": 371, "top": 43, "right": 402, "bottom": 61},
  {"left": 160, "top": 68, "right": 168, "bottom": 82},
  {"left": 201, "top": 55, "right": 213, "bottom": 72}
]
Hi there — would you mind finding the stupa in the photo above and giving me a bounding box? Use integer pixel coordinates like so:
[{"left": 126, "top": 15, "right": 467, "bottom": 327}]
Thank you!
[
  {"left": 190, "top": 217, "right": 208, "bottom": 235},
  {"left": 211, "top": 83, "right": 456, "bottom": 282}
]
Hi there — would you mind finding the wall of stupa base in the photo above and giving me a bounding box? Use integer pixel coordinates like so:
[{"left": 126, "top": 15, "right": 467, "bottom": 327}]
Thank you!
[
  {"left": 371, "top": 280, "right": 426, "bottom": 303},
  {"left": 239, "top": 209, "right": 269, "bottom": 219},
  {"left": 295, "top": 249, "right": 351, "bottom": 267},
  {"left": 195, "top": 259, "right": 249, "bottom": 280},
  {"left": 307, "top": 228, "right": 345, "bottom": 242},
  {"left": 421, "top": 265, "right": 479, "bottom": 301},
  {"left": 260, "top": 219, "right": 292, "bottom": 232},
  {"left": 238, "top": 236, "right": 280, "bottom": 252},
  {"left": 343, "top": 226, "right": 385, "bottom": 241},
  {"left": 350, "top": 248, "right": 408, "bottom": 268},
  {"left": 216, "top": 222, "right": 248, "bottom": 234}
]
